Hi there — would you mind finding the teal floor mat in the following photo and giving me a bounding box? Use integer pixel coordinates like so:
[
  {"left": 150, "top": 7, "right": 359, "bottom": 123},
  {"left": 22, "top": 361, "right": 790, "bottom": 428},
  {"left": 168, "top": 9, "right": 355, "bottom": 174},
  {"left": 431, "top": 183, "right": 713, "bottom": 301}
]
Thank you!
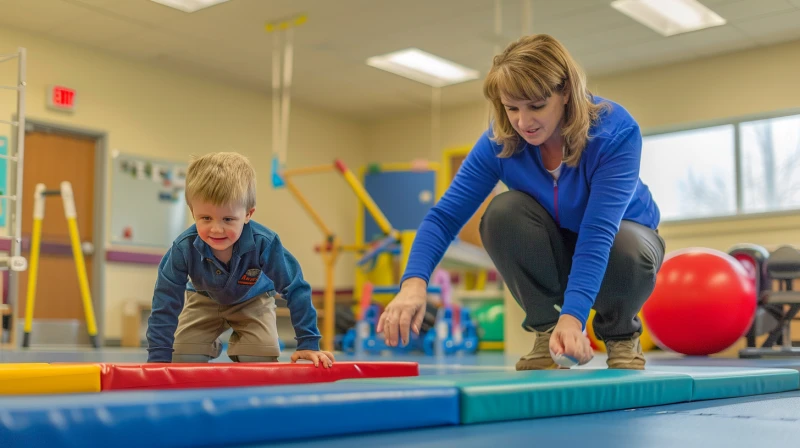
[
  {"left": 343, "top": 369, "right": 694, "bottom": 424},
  {"left": 646, "top": 365, "right": 799, "bottom": 400}
]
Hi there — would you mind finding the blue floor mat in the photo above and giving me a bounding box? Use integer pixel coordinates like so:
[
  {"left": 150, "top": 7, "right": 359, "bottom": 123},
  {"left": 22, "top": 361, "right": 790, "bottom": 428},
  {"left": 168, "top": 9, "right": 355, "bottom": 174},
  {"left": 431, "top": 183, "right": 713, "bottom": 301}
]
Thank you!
[{"left": 0, "top": 382, "right": 459, "bottom": 448}]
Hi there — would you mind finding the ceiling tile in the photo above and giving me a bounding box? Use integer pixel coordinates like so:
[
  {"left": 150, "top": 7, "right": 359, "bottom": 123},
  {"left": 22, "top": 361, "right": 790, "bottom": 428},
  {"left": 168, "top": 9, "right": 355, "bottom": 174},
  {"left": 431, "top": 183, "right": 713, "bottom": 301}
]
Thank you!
[
  {"left": 617, "top": 36, "right": 700, "bottom": 61},
  {"left": 153, "top": 51, "right": 263, "bottom": 92},
  {"left": 306, "top": 0, "right": 491, "bottom": 51},
  {"left": 535, "top": 5, "right": 637, "bottom": 39},
  {"left": 67, "top": 0, "right": 186, "bottom": 27},
  {"left": 154, "top": 0, "right": 307, "bottom": 52},
  {"left": 91, "top": 29, "right": 197, "bottom": 62},
  {"left": 582, "top": 36, "right": 703, "bottom": 76},
  {"left": 160, "top": 42, "right": 270, "bottom": 87},
  {"left": 665, "top": 25, "right": 757, "bottom": 57},
  {"left": 566, "top": 24, "right": 663, "bottom": 56},
  {"left": 711, "top": 0, "right": 795, "bottom": 22},
  {"left": 581, "top": 57, "right": 640, "bottom": 77},
  {"left": 734, "top": 8, "right": 800, "bottom": 44},
  {"left": 0, "top": 0, "right": 87, "bottom": 32},
  {"left": 481, "top": 0, "right": 602, "bottom": 38},
  {"left": 539, "top": 0, "right": 614, "bottom": 18},
  {"left": 318, "top": 15, "right": 495, "bottom": 79},
  {"left": 701, "top": 0, "right": 749, "bottom": 5},
  {"left": 44, "top": 7, "right": 152, "bottom": 45}
]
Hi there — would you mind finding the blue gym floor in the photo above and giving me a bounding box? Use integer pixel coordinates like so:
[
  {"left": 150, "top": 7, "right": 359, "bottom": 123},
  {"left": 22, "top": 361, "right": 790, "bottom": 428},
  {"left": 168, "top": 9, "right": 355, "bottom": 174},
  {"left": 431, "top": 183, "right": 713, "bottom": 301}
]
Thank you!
[{"left": 2, "top": 347, "right": 800, "bottom": 447}]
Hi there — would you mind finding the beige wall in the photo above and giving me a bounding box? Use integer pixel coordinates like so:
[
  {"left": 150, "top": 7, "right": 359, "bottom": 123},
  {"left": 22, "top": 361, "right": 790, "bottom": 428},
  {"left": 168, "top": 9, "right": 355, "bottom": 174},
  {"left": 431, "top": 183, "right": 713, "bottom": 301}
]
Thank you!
[
  {"left": 365, "top": 39, "right": 800, "bottom": 355},
  {"left": 0, "top": 26, "right": 368, "bottom": 340},
  {"left": 367, "top": 101, "right": 490, "bottom": 164}
]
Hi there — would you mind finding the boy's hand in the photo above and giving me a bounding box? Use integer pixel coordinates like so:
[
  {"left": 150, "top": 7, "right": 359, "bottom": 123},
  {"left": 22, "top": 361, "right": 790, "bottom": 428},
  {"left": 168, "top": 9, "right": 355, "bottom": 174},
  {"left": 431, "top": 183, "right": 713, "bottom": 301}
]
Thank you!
[{"left": 291, "top": 350, "right": 336, "bottom": 368}]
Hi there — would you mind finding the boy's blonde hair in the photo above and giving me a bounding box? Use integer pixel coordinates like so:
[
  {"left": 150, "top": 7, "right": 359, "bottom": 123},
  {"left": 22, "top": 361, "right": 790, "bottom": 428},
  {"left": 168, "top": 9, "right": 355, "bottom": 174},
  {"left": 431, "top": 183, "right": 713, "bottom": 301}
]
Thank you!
[
  {"left": 185, "top": 152, "right": 256, "bottom": 210},
  {"left": 483, "top": 34, "right": 610, "bottom": 167}
]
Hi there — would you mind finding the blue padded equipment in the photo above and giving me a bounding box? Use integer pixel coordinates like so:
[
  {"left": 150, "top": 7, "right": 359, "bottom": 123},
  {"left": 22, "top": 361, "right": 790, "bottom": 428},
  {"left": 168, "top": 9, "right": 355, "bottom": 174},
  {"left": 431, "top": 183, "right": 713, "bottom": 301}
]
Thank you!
[
  {"left": 342, "top": 369, "right": 693, "bottom": 424},
  {"left": 646, "top": 366, "right": 799, "bottom": 401},
  {"left": 0, "top": 382, "right": 459, "bottom": 448}
]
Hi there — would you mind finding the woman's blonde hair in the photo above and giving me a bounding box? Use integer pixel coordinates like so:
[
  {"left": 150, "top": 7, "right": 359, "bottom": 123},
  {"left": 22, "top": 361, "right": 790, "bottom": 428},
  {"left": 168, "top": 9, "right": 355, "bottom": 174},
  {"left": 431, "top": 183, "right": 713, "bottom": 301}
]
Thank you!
[
  {"left": 483, "top": 34, "right": 610, "bottom": 166},
  {"left": 185, "top": 152, "right": 256, "bottom": 210}
]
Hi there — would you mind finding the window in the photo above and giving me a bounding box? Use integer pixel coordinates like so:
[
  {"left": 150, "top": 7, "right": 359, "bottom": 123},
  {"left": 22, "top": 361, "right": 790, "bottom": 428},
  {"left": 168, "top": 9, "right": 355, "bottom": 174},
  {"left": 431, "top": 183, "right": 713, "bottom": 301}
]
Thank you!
[
  {"left": 740, "top": 114, "right": 800, "bottom": 214},
  {"left": 640, "top": 125, "right": 736, "bottom": 221},
  {"left": 640, "top": 112, "right": 800, "bottom": 222}
]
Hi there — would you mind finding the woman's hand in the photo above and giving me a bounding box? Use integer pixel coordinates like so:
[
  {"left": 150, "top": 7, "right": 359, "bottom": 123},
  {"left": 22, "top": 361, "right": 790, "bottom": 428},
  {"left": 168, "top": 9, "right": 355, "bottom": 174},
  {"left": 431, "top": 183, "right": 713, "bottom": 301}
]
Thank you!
[
  {"left": 550, "top": 314, "right": 593, "bottom": 365},
  {"left": 376, "top": 278, "right": 428, "bottom": 347}
]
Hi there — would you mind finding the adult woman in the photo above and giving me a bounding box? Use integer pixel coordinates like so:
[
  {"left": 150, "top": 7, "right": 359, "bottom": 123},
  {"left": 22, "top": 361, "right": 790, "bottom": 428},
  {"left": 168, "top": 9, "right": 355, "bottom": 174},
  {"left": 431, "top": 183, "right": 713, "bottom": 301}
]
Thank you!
[{"left": 376, "top": 34, "right": 665, "bottom": 370}]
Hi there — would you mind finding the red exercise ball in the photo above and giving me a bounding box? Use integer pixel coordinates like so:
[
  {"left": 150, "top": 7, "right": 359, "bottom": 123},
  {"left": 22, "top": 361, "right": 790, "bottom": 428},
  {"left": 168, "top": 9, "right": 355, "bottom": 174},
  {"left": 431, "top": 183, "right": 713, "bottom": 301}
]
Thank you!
[{"left": 642, "top": 247, "right": 757, "bottom": 356}]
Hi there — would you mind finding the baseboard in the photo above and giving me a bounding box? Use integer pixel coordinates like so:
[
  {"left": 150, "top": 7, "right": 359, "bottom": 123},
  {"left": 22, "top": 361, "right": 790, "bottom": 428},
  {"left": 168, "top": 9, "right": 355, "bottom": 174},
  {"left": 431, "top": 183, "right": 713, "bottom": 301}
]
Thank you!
[{"left": 104, "top": 338, "right": 123, "bottom": 347}]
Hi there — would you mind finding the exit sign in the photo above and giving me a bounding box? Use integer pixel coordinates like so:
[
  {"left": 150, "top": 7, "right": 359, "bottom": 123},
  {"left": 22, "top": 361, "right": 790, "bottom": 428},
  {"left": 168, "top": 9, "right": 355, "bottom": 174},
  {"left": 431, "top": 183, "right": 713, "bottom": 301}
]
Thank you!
[{"left": 47, "top": 85, "right": 77, "bottom": 112}]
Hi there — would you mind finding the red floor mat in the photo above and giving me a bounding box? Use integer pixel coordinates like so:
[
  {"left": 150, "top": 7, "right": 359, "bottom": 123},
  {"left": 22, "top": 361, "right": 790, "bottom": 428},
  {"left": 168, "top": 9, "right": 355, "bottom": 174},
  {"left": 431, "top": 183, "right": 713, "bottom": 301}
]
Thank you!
[{"left": 98, "top": 361, "right": 419, "bottom": 391}]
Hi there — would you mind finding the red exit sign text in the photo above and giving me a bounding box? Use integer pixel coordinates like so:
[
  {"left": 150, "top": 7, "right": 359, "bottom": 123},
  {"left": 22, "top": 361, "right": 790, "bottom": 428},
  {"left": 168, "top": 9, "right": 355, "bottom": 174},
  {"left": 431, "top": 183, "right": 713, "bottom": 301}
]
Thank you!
[{"left": 47, "top": 85, "right": 77, "bottom": 112}]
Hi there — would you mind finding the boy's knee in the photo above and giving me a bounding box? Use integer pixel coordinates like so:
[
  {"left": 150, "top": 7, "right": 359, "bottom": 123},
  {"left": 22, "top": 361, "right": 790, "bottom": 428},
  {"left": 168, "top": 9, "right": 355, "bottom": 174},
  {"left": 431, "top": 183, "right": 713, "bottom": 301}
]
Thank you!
[
  {"left": 230, "top": 355, "right": 279, "bottom": 363},
  {"left": 172, "top": 354, "right": 213, "bottom": 363}
]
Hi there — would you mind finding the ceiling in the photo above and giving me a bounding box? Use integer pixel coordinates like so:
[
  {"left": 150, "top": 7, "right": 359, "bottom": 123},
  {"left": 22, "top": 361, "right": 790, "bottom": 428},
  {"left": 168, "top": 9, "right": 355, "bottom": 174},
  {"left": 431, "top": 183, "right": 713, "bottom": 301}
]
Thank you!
[{"left": 1, "top": 0, "right": 800, "bottom": 122}]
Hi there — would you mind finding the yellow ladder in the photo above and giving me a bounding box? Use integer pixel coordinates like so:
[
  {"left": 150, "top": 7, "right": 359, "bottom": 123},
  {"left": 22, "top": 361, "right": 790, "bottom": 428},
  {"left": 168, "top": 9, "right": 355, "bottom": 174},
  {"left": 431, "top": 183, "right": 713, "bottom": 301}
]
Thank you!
[{"left": 23, "top": 181, "right": 98, "bottom": 348}]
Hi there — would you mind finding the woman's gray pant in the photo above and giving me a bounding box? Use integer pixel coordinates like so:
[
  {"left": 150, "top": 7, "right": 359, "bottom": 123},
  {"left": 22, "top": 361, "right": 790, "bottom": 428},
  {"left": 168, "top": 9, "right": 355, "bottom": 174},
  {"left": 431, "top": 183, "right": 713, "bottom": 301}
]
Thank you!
[{"left": 479, "top": 190, "right": 665, "bottom": 341}]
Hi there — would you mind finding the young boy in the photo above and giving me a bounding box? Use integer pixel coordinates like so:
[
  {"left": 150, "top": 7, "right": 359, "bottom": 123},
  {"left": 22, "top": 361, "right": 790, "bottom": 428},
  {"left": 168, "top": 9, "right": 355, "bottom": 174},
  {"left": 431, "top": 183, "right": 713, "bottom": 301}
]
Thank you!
[{"left": 146, "top": 152, "right": 335, "bottom": 367}]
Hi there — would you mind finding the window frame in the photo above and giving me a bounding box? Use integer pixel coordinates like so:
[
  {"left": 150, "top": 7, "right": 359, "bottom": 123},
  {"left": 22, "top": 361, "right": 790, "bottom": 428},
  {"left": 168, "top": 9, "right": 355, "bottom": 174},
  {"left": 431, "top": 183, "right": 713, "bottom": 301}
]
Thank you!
[{"left": 640, "top": 107, "right": 800, "bottom": 225}]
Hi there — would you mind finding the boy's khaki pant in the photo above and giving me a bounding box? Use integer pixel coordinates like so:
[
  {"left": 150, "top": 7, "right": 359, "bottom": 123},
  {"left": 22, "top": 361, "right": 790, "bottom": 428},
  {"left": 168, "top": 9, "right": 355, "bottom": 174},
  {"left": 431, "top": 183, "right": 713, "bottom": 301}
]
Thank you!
[{"left": 172, "top": 291, "right": 281, "bottom": 360}]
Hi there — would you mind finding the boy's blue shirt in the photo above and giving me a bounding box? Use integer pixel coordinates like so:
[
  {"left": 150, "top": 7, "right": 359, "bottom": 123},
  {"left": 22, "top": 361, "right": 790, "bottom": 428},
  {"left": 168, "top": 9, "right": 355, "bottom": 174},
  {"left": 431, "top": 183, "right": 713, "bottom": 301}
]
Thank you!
[
  {"left": 401, "top": 96, "right": 661, "bottom": 329},
  {"left": 146, "top": 220, "right": 319, "bottom": 362}
]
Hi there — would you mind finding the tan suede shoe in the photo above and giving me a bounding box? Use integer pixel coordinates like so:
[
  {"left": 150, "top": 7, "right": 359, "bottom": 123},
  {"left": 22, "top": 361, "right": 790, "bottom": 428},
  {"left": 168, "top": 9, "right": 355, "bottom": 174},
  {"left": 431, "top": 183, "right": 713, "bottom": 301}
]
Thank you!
[
  {"left": 606, "top": 333, "right": 646, "bottom": 370},
  {"left": 515, "top": 325, "right": 562, "bottom": 371}
]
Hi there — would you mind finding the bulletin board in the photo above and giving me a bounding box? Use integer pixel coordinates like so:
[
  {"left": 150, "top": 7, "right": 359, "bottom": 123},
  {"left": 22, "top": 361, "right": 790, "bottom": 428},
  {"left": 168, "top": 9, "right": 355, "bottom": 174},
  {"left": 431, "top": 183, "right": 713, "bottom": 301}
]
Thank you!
[{"left": 110, "top": 152, "right": 189, "bottom": 249}]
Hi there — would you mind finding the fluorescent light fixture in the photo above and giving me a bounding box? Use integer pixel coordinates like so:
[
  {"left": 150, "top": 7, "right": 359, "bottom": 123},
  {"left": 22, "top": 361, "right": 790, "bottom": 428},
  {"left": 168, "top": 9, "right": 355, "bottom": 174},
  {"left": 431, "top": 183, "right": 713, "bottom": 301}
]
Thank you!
[
  {"left": 150, "top": 0, "right": 229, "bottom": 13},
  {"left": 366, "top": 48, "right": 480, "bottom": 88},
  {"left": 611, "top": 0, "right": 726, "bottom": 37}
]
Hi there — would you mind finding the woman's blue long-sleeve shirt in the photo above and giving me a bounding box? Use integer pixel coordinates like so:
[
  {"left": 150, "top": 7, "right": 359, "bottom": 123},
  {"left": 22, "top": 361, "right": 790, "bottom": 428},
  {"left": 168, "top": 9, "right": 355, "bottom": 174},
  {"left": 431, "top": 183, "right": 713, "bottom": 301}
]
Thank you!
[{"left": 401, "top": 97, "right": 660, "bottom": 328}]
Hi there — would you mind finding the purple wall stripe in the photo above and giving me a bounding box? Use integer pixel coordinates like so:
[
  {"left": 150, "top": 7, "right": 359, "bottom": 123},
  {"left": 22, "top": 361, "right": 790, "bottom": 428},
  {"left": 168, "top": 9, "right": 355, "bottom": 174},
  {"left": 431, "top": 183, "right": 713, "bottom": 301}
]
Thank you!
[
  {"left": 105, "top": 250, "right": 164, "bottom": 265},
  {"left": 0, "top": 237, "right": 165, "bottom": 265}
]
